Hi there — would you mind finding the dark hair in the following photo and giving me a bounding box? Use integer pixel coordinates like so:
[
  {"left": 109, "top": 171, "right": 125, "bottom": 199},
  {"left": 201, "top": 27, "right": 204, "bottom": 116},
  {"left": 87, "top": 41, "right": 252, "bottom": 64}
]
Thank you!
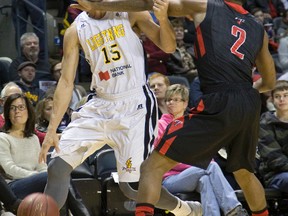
[
  {"left": 170, "top": 18, "right": 185, "bottom": 28},
  {"left": 251, "top": 7, "right": 263, "bottom": 16},
  {"left": 271, "top": 80, "right": 288, "bottom": 97},
  {"left": 2, "top": 93, "right": 35, "bottom": 137},
  {"left": 50, "top": 60, "right": 61, "bottom": 74}
]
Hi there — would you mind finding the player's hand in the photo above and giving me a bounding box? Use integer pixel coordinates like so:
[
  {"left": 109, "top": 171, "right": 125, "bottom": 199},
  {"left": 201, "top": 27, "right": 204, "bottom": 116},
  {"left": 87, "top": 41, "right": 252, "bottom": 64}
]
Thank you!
[
  {"left": 38, "top": 131, "right": 60, "bottom": 163},
  {"left": 153, "top": 0, "right": 169, "bottom": 22},
  {"left": 70, "top": 0, "right": 100, "bottom": 11}
]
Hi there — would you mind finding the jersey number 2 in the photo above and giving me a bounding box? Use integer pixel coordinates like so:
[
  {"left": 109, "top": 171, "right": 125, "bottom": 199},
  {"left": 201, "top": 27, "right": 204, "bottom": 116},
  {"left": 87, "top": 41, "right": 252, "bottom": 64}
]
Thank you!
[{"left": 230, "top": 25, "right": 246, "bottom": 60}]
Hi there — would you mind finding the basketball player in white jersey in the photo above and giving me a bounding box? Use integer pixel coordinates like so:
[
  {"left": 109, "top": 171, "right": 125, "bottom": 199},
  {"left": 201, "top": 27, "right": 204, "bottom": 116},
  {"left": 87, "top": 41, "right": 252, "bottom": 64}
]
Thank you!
[{"left": 39, "top": 0, "right": 202, "bottom": 215}]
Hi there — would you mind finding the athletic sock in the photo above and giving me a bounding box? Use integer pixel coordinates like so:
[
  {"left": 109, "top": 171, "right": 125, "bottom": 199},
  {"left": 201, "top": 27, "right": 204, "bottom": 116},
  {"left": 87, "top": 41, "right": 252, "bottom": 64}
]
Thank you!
[
  {"left": 135, "top": 203, "right": 154, "bottom": 216},
  {"left": 170, "top": 198, "right": 191, "bottom": 216},
  {"left": 252, "top": 208, "right": 269, "bottom": 216}
]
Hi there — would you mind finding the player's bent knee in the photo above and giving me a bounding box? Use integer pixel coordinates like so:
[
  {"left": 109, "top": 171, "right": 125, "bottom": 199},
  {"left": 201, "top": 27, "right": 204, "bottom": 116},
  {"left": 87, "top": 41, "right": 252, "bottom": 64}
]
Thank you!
[{"left": 48, "top": 157, "right": 73, "bottom": 178}]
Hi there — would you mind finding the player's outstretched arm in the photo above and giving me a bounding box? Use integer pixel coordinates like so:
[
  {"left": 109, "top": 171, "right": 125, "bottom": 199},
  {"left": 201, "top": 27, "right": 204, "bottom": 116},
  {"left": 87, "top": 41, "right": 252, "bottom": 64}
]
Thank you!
[
  {"left": 71, "top": 0, "right": 207, "bottom": 18},
  {"left": 71, "top": 0, "right": 154, "bottom": 12},
  {"left": 39, "top": 23, "right": 80, "bottom": 163},
  {"left": 255, "top": 32, "right": 276, "bottom": 93}
]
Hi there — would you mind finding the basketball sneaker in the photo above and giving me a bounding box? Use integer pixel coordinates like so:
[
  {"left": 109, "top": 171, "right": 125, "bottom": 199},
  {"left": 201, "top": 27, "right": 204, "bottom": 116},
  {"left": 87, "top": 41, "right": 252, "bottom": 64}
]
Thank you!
[{"left": 187, "top": 201, "right": 203, "bottom": 216}]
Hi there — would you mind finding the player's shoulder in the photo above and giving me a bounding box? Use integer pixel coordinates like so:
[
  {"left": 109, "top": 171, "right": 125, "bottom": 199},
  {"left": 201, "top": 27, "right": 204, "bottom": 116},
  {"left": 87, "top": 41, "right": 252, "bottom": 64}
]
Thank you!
[{"left": 64, "top": 22, "right": 78, "bottom": 41}]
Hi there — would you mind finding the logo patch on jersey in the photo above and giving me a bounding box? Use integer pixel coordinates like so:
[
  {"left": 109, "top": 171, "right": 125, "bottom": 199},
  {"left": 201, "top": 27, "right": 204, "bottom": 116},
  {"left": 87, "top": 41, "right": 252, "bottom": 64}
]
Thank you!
[
  {"left": 99, "top": 71, "right": 110, "bottom": 81},
  {"left": 80, "top": 23, "right": 86, "bottom": 28},
  {"left": 116, "top": 12, "right": 122, "bottom": 17},
  {"left": 110, "top": 64, "right": 131, "bottom": 78},
  {"left": 173, "top": 119, "right": 183, "bottom": 127},
  {"left": 167, "top": 117, "right": 185, "bottom": 135},
  {"left": 122, "top": 157, "right": 136, "bottom": 173},
  {"left": 235, "top": 17, "right": 245, "bottom": 25}
]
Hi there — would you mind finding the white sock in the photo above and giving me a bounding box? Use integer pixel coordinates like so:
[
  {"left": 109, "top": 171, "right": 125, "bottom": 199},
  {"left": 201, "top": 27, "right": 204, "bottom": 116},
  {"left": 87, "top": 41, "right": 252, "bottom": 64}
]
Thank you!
[{"left": 170, "top": 198, "right": 191, "bottom": 216}]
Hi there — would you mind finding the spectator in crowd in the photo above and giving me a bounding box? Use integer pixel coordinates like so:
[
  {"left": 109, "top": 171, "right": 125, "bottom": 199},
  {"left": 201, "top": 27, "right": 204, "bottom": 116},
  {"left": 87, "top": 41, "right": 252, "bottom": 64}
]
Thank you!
[
  {"left": 141, "top": 33, "right": 170, "bottom": 75},
  {"left": 244, "top": 0, "right": 285, "bottom": 18},
  {"left": 0, "top": 93, "right": 91, "bottom": 216},
  {"left": 276, "top": 9, "right": 288, "bottom": 39},
  {"left": 0, "top": 116, "right": 24, "bottom": 215},
  {"left": 158, "top": 84, "right": 248, "bottom": 216},
  {"left": 14, "top": 61, "right": 45, "bottom": 107},
  {"left": 46, "top": 61, "right": 87, "bottom": 111},
  {"left": 35, "top": 96, "right": 54, "bottom": 133},
  {"left": 9, "top": 33, "right": 51, "bottom": 84},
  {"left": 0, "top": 82, "right": 46, "bottom": 144},
  {"left": 0, "top": 94, "right": 48, "bottom": 199},
  {"left": 258, "top": 80, "right": 288, "bottom": 194},
  {"left": 148, "top": 73, "right": 170, "bottom": 118},
  {"left": 35, "top": 96, "right": 70, "bottom": 134},
  {"left": 11, "top": 0, "right": 46, "bottom": 59},
  {"left": 166, "top": 18, "right": 197, "bottom": 83},
  {"left": 0, "top": 82, "right": 22, "bottom": 118},
  {"left": 251, "top": 7, "right": 265, "bottom": 24}
]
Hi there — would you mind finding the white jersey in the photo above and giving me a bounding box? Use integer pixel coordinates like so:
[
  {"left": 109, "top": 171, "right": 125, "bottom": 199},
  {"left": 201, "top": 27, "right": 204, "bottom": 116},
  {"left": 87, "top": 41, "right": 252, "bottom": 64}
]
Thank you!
[
  {"left": 52, "top": 12, "right": 158, "bottom": 182},
  {"left": 75, "top": 11, "right": 146, "bottom": 95}
]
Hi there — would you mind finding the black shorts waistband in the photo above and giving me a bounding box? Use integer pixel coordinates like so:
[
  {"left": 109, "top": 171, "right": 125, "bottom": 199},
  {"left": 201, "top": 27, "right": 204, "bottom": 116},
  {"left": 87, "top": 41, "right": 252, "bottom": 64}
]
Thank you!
[{"left": 202, "top": 82, "right": 252, "bottom": 94}]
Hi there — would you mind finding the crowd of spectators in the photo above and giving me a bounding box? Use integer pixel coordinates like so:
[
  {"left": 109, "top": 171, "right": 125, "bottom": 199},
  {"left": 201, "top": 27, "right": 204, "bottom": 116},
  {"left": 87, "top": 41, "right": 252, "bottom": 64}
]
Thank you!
[{"left": 1, "top": 0, "right": 288, "bottom": 215}]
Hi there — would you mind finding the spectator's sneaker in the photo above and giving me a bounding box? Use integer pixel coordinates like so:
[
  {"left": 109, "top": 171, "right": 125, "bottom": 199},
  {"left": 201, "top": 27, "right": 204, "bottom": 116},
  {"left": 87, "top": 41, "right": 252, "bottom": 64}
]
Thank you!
[
  {"left": 187, "top": 201, "right": 203, "bottom": 216},
  {"left": 227, "top": 205, "right": 249, "bottom": 216}
]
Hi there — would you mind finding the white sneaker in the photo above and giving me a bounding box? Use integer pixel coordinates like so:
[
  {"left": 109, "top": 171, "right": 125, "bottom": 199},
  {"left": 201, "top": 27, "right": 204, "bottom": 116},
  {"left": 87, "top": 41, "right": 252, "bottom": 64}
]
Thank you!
[{"left": 187, "top": 201, "right": 203, "bottom": 216}]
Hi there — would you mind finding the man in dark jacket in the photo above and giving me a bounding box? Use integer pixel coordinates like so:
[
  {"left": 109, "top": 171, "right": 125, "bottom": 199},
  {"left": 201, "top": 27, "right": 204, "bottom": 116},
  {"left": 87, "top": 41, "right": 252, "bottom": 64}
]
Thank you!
[
  {"left": 15, "top": 61, "right": 45, "bottom": 107},
  {"left": 258, "top": 80, "right": 288, "bottom": 193},
  {"left": 9, "top": 32, "right": 51, "bottom": 85}
]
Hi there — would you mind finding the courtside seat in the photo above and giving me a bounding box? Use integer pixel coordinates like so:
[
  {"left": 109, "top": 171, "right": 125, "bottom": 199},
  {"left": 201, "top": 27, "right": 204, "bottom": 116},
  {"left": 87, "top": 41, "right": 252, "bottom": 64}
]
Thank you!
[
  {"left": 235, "top": 188, "right": 283, "bottom": 202},
  {"left": 235, "top": 188, "right": 288, "bottom": 215},
  {"left": 175, "top": 191, "right": 200, "bottom": 202}
]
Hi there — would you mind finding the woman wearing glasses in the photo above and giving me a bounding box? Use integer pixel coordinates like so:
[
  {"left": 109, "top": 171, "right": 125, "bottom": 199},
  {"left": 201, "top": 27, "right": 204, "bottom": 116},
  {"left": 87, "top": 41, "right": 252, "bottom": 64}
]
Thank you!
[
  {"left": 0, "top": 93, "right": 92, "bottom": 216},
  {"left": 0, "top": 93, "right": 48, "bottom": 200}
]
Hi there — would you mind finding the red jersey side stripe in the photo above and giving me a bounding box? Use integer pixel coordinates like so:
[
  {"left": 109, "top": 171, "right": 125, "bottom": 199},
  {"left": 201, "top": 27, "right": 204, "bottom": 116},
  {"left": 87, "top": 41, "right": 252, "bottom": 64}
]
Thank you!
[
  {"left": 159, "top": 136, "right": 176, "bottom": 155},
  {"left": 194, "top": 43, "right": 198, "bottom": 59},
  {"left": 197, "top": 99, "right": 205, "bottom": 112},
  {"left": 196, "top": 26, "right": 206, "bottom": 57}
]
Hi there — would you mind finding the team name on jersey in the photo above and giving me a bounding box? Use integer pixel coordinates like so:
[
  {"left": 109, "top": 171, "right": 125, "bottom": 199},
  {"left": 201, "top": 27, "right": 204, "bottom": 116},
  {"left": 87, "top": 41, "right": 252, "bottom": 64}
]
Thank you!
[{"left": 86, "top": 24, "right": 125, "bottom": 51}]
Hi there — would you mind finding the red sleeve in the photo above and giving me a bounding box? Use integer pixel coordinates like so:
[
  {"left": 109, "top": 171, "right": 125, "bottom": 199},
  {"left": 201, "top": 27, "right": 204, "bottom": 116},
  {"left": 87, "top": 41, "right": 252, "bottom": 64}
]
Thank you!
[{"left": 34, "top": 129, "right": 46, "bottom": 145}]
